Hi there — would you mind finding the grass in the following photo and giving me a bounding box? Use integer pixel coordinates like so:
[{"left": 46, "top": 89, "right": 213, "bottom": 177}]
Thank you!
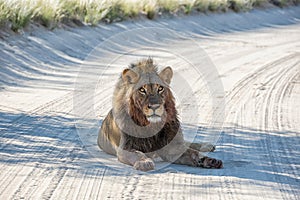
[
  {"left": 0, "top": 0, "right": 34, "bottom": 31},
  {"left": 0, "top": 0, "right": 298, "bottom": 32}
]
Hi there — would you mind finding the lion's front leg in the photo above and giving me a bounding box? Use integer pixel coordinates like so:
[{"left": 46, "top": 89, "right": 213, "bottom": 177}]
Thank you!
[
  {"left": 174, "top": 148, "right": 223, "bottom": 169},
  {"left": 117, "top": 148, "right": 155, "bottom": 171},
  {"left": 186, "top": 141, "right": 216, "bottom": 152}
]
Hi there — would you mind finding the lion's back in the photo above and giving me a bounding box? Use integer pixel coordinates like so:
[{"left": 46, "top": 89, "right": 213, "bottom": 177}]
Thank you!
[{"left": 98, "top": 110, "right": 121, "bottom": 155}]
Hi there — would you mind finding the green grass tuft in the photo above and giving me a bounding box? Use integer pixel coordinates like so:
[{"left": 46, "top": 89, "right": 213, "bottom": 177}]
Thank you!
[
  {"left": 34, "top": 0, "right": 62, "bottom": 28},
  {"left": 0, "top": 0, "right": 298, "bottom": 32},
  {"left": 1, "top": 0, "right": 34, "bottom": 31},
  {"left": 157, "top": 0, "right": 181, "bottom": 13}
]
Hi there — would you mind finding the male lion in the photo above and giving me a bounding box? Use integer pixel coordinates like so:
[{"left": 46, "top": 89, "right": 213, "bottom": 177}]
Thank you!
[{"left": 98, "top": 58, "right": 223, "bottom": 171}]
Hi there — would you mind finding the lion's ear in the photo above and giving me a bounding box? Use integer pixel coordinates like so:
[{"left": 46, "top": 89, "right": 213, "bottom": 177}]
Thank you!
[
  {"left": 122, "top": 69, "right": 139, "bottom": 84},
  {"left": 159, "top": 66, "right": 173, "bottom": 85}
]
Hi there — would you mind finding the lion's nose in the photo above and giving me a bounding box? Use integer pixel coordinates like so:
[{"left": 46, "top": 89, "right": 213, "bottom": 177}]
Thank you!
[{"left": 148, "top": 104, "right": 160, "bottom": 110}]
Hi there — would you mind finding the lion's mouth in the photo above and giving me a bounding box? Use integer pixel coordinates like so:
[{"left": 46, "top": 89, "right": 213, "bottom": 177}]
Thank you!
[{"left": 147, "top": 115, "right": 162, "bottom": 123}]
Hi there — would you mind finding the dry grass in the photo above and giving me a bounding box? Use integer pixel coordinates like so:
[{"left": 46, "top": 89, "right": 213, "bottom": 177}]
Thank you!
[{"left": 0, "top": 0, "right": 298, "bottom": 32}]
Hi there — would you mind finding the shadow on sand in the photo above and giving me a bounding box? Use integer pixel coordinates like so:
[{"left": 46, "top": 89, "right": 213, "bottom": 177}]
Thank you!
[{"left": 1, "top": 110, "right": 299, "bottom": 192}]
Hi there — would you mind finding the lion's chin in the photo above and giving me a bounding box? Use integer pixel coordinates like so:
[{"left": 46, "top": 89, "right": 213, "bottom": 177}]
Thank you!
[{"left": 147, "top": 115, "right": 162, "bottom": 123}]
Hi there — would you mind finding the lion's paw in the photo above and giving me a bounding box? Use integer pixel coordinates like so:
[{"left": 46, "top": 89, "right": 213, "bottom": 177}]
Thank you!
[
  {"left": 133, "top": 158, "right": 155, "bottom": 171},
  {"left": 198, "top": 157, "right": 223, "bottom": 169}
]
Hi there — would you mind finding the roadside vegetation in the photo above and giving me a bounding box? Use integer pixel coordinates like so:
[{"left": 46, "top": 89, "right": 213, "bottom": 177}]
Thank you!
[{"left": 0, "top": 0, "right": 299, "bottom": 32}]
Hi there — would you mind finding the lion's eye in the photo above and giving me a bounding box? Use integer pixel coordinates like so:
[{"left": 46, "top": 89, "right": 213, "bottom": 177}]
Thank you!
[
  {"left": 158, "top": 86, "right": 164, "bottom": 93},
  {"left": 139, "top": 87, "right": 146, "bottom": 94}
]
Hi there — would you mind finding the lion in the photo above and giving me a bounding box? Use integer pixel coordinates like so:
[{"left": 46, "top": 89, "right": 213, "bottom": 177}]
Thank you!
[{"left": 98, "top": 58, "right": 223, "bottom": 171}]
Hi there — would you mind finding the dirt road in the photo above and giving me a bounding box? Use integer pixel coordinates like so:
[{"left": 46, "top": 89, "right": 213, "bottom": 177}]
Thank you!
[{"left": 0, "top": 6, "right": 299, "bottom": 200}]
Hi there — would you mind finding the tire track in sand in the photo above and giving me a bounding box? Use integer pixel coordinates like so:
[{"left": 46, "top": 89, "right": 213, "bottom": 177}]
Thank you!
[{"left": 221, "top": 53, "right": 300, "bottom": 199}]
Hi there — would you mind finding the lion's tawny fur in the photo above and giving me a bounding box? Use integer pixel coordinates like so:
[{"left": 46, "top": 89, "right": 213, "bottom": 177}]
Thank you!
[{"left": 97, "top": 58, "right": 223, "bottom": 171}]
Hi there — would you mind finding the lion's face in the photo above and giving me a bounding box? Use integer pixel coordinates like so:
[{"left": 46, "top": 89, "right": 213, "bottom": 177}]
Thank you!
[
  {"left": 131, "top": 83, "right": 166, "bottom": 123},
  {"left": 121, "top": 64, "right": 173, "bottom": 125}
]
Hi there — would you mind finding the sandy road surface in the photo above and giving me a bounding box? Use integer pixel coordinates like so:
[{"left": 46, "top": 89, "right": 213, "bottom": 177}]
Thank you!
[{"left": 0, "top": 7, "right": 300, "bottom": 200}]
